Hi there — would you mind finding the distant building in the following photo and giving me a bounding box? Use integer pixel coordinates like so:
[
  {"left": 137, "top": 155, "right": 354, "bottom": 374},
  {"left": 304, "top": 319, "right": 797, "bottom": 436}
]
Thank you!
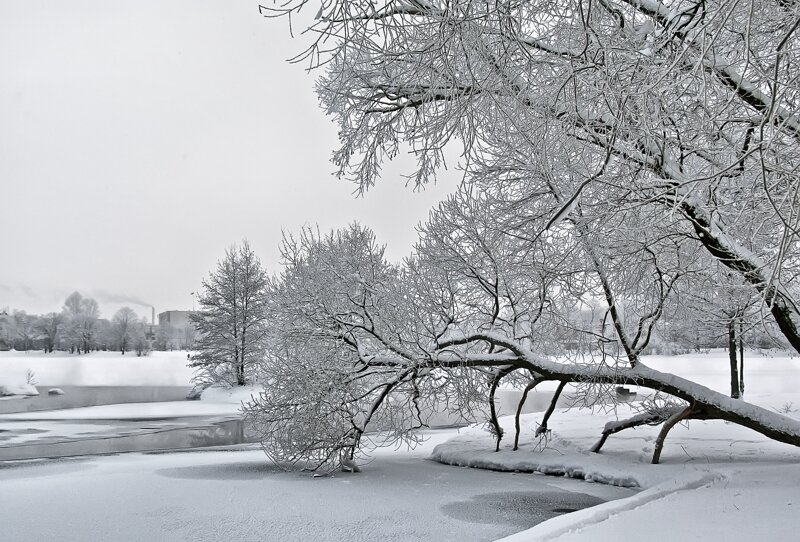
[
  {"left": 158, "top": 310, "right": 195, "bottom": 329},
  {"left": 157, "top": 310, "right": 198, "bottom": 350}
]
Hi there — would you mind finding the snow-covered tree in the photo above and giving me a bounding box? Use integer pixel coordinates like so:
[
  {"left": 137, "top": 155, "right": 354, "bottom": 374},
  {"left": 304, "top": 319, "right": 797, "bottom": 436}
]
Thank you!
[
  {"left": 244, "top": 224, "right": 445, "bottom": 472},
  {"left": 34, "top": 312, "right": 62, "bottom": 353},
  {"left": 112, "top": 307, "right": 139, "bottom": 355},
  {"left": 252, "top": 0, "right": 800, "bottom": 461},
  {"left": 264, "top": 0, "right": 800, "bottom": 349},
  {"left": 131, "top": 318, "right": 150, "bottom": 357},
  {"left": 62, "top": 292, "right": 100, "bottom": 354},
  {"left": 191, "top": 240, "right": 270, "bottom": 386},
  {"left": 0, "top": 311, "right": 17, "bottom": 350},
  {"left": 11, "top": 310, "right": 36, "bottom": 351}
]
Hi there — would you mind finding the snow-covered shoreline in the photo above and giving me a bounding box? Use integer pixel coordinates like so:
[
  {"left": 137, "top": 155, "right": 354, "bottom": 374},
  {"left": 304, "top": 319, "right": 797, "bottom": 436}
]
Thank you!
[
  {"left": 432, "top": 396, "right": 800, "bottom": 541},
  {"left": 2, "top": 349, "right": 799, "bottom": 540}
]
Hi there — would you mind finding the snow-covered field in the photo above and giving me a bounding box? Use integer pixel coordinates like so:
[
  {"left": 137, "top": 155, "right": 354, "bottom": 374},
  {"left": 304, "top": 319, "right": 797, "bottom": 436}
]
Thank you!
[
  {"left": 643, "top": 349, "right": 800, "bottom": 397},
  {"left": 0, "top": 350, "right": 194, "bottom": 386}
]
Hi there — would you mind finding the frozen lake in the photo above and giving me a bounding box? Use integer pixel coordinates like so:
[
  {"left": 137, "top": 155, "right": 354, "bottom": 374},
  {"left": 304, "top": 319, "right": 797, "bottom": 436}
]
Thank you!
[
  {"left": 0, "top": 418, "right": 252, "bottom": 461},
  {"left": 0, "top": 433, "right": 634, "bottom": 542},
  {"left": 0, "top": 382, "right": 635, "bottom": 541}
]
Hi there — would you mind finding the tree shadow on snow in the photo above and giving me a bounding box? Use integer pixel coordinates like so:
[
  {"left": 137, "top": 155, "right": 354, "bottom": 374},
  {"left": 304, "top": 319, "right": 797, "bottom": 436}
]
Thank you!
[
  {"left": 156, "top": 461, "right": 284, "bottom": 481},
  {"left": 0, "top": 456, "right": 96, "bottom": 480}
]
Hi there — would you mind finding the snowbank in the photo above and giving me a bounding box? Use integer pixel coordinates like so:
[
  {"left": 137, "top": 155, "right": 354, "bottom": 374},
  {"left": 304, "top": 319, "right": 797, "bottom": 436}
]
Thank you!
[{"left": 0, "top": 383, "right": 39, "bottom": 397}]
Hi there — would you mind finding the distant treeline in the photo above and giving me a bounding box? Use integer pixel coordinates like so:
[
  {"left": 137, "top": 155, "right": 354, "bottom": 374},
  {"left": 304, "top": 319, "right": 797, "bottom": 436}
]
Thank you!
[{"left": 0, "top": 291, "right": 183, "bottom": 355}]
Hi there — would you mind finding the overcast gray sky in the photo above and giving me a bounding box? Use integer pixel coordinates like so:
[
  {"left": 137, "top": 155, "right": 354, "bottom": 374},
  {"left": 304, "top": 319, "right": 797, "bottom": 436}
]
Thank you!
[{"left": 0, "top": 1, "right": 459, "bottom": 318}]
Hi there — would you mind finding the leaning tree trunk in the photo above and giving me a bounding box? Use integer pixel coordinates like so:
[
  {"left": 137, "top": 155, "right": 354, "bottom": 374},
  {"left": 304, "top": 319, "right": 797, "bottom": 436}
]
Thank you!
[
  {"left": 680, "top": 201, "right": 800, "bottom": 354},
  {"left": 434, "top": 334, "right": 800, "bottom": 460},
  {"left": 535, "top": 361, "right": 800, "bottom": 462}
]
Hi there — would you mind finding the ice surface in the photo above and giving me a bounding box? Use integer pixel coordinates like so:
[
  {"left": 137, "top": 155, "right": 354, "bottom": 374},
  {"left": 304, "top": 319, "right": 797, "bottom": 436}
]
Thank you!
[{"left": 0, "top": 429, "right": 631, "bottom": 542}]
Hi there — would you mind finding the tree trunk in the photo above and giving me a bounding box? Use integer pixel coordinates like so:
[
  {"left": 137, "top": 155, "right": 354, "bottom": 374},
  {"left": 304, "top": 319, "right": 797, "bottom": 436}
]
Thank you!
[
  {"left": 240, "top": 329, "right": 247, "bottom": 386},
  {"left": 652, "top": 406, "right": 695, "bottom": 464},
  {"left": 681, "top": 201, "right": 800, "bottom": 354},
  {"left": 514, "top": 377, "right": 545, "bottom": 450},
  {"left": 728, "top": 321, "right": 741, "bottom": 399},
  {"left": 488, "top": 369, "right": 511, "bottom": 452},
  {"left": 536, "top": 380, "right": 567, "bottom": 437},
  {"left": 739, "top": 321, "right": 745, "bottom": 396}
]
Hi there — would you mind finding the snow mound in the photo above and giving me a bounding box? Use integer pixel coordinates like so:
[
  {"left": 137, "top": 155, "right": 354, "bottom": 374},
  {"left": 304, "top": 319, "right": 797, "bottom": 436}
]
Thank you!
[
  {"left": 48, "top": 388, "right": 66, "bottom": 395},
  {"left": 0, "top": 383, "right": 40, "bottom": 397},
  {"left": 431, "top": 425, "right": 647, "bottom": 488}
]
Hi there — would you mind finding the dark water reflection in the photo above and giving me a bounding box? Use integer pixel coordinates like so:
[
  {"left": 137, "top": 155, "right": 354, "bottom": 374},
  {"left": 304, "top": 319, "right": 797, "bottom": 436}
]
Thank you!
[
  {"left": 0, "top": 419, "right": 256, "bottom": 461},
  {"left": 0, "top": 386, "right": 192, "bottom": 415},
  {"left": 441, "top": 490, "right": 604, "bottom": 528}
]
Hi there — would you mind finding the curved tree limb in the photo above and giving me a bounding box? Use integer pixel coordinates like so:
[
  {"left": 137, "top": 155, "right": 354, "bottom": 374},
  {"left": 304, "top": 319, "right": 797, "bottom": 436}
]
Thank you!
[
  {"left": 590, "top": 406, "right": 684, "bottom": 453},
  {"left": 652, "top": 405, "right": 698, "bottom": 464}
]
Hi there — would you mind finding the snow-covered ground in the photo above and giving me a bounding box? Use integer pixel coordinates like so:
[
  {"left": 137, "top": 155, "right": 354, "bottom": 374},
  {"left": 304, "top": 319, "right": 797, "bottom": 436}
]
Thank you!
[
  {"left": 0, "top": 350, "right": 194, "bottom": 386},
  {"left": 643, "top": 348, "right": 799, "bottom": 397}
]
